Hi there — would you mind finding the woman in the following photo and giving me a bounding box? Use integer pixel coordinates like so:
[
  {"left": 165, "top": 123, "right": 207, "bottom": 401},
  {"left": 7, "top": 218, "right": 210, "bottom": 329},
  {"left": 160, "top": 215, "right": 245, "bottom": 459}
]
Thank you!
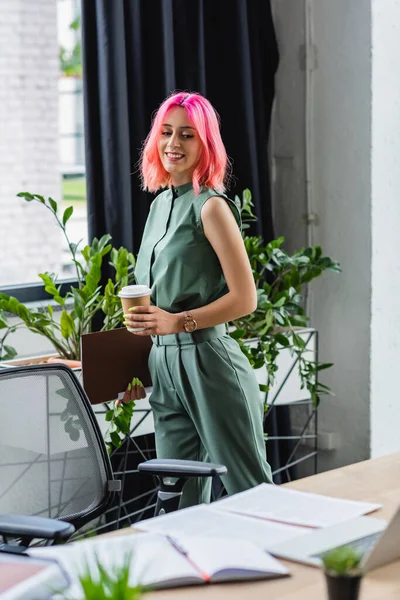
[{"left": 123, "top": 91, "right": 273, "bottom": 508}]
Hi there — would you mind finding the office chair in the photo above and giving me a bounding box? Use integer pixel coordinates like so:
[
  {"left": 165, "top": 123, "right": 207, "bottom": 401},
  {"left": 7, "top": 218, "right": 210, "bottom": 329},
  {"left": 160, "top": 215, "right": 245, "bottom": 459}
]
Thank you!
[{"left": 0, "top": 364, "right": 226, "bottom": 549}]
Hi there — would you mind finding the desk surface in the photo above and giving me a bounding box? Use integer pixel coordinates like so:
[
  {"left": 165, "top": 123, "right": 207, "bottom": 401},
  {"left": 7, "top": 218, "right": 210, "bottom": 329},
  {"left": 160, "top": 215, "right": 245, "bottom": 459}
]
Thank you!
[{"left": 127, "top": 452, "right": 400, "bottom": 600}]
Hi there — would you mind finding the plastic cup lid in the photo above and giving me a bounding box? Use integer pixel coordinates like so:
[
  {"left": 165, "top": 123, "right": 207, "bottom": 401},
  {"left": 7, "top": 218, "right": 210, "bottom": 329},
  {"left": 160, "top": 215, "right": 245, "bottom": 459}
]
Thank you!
[{"left": 118, "top": 285, "right": 152, "bottom": 298}]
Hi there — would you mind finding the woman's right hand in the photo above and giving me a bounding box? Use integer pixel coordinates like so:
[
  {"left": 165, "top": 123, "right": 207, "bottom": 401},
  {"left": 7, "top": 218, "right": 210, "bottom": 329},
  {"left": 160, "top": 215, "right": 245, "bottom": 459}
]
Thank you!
[{"left": 117, "top": 377, "right": 146, "bottom": 405}]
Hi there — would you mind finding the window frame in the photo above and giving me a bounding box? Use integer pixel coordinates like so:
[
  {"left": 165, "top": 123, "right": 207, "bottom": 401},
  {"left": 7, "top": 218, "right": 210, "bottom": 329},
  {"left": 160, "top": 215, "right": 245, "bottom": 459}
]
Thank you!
[{"left": 0, "top": 280, "right": 78, "bottom": 305}]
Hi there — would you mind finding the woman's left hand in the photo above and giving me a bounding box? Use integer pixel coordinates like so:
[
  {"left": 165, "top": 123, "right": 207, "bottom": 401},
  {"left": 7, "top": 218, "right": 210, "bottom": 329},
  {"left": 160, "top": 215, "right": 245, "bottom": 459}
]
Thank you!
[{"left": 123, "top": 306, "right": 181, "bottom": 336}]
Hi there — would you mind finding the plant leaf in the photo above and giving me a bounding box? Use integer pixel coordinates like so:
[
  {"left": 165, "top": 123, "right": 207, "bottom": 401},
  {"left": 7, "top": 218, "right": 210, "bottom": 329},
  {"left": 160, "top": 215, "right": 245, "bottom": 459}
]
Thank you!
[
  {"left": 274, "top": 333, "right": 290, "bottom": 347},
  {"left": 62, "top": 205, "right": 74, "bottom": 226},
  {"left": 48, "top": 197, "right": 58, "bottom": 213},
  {"left": 16, "top": 192, "right": 34, "bottom": 200},
  {"left": 60, "top": 310, "right": 75, "bottom": 339}
]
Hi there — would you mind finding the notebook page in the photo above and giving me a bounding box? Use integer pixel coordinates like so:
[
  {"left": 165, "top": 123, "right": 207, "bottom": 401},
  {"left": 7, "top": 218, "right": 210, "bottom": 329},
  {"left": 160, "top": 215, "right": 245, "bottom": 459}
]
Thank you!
[
  {"left": 185, "top": 537, "right": 289, "bottom": 581},
  {"left": 0, "top": 556, "right": 67, "bottom": 600},
  {"left": 214, "top": 484, "right": 381, "bottom": 528},
  {"left": 0, "top": 560, "right": 47, "bottom": 594},
  {"left": 136, "top": 504, "right": 308, "bottom": 549},
  {"left": 30, "top": 532, "right": 199, "bottom": 593}
]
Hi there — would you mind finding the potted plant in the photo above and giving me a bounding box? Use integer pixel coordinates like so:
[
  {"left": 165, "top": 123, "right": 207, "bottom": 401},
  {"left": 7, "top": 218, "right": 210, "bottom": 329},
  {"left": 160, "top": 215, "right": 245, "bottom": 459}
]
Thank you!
[
  {"left": 61, "top": 552, "right": 143, "bottom": 600},
  {"left": 0, "top": 192, "right": 141, "bottom": 453},
  {"left": 321, "top": 546, "right": 363, "bottom": 600},
  {"left": 230, "top": 189, "right": 341, "bottom": 408},
  {"left": 0, "top": 192, "right": 135, "bottom": 365}
]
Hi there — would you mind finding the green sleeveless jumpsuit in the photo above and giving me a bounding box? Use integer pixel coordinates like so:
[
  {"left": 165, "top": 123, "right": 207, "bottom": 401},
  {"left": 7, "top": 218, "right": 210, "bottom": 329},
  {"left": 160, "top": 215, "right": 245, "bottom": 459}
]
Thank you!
[{"left": 134, "top": 182, "right": 273, "bottom": 507}]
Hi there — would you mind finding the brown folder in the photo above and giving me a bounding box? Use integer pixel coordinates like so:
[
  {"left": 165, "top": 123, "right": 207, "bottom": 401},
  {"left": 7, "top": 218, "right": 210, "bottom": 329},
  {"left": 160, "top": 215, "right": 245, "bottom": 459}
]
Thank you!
[{"left": 80, "top": 328, "right": 153, "bottom": 405}]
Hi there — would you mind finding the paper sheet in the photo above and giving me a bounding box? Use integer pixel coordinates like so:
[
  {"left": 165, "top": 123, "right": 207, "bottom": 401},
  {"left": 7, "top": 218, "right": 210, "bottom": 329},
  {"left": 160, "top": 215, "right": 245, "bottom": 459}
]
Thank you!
[
  {"left": 214, "top": 484, "right": 381, "bottom": 528},
  {"left": 136, "top": 504, "right": 308, "bottom": 549}
]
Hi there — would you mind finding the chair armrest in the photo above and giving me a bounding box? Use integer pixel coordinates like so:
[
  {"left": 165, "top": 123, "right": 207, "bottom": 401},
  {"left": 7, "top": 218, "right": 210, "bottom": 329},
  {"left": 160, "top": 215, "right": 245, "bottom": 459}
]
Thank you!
[
  {"left": 138, "top": 458, "right": 227, "bottom": 478},
  {"left": 0, "top": 515, "right": 75, "bottom": 542}
]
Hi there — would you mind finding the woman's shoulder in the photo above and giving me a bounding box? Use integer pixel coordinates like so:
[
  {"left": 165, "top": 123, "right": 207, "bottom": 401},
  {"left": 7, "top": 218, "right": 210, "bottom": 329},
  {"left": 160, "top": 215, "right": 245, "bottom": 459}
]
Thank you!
[
  {"left": 199, "top": 187, "right": 238, "bottom": 204},
  {"left": 195, "top": 187, "right": 242, "bottom": 230}
]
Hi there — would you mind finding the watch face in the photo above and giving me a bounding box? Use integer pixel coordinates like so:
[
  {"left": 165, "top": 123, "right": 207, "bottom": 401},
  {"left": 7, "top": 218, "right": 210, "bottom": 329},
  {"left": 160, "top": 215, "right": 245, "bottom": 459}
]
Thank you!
[{"left": 184, "top": 319, "right": 197, "bottom": 333}]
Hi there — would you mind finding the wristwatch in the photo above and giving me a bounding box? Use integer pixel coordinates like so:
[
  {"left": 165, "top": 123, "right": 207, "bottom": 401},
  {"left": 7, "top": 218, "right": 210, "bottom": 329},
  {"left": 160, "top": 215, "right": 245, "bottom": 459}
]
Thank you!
[{"left": 183, "top": 311, "right": 198, "bottom": 333}]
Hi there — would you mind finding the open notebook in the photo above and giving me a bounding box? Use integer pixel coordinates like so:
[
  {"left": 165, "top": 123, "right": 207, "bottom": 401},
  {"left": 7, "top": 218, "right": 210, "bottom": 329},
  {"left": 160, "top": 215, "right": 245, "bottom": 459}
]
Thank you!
[
  {"left": 0, "top": 553, "right": 68, "bottom": 600},
  {"left": 29, "top": 532, "right": 289, "bottom": 593}
]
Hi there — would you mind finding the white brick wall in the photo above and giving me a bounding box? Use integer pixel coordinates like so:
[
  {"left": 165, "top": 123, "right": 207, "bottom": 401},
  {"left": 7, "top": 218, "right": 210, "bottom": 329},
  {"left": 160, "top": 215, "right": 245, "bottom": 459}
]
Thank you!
[{"left": 0, "top": 0, "right": 62, "bottom": 286}]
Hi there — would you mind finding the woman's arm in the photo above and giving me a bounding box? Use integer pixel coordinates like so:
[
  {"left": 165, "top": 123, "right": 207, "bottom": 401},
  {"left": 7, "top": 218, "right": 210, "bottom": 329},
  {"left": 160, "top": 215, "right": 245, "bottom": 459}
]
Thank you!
[
  {"left": 124, "top": 196, "right": 257, "bottom": 335},
  {"left": 180, "top": 195, "right": 257, "bottom": 329}
]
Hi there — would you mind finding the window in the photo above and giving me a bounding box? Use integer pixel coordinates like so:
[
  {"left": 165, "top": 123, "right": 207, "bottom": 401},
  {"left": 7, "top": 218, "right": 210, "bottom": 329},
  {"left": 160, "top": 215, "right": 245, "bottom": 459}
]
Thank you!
[
  {"left": 58, "top": 0, "right": 88, "bottom": 279},
  {"left": 0, "top": 0, "right": 88, "bottom": 296}
]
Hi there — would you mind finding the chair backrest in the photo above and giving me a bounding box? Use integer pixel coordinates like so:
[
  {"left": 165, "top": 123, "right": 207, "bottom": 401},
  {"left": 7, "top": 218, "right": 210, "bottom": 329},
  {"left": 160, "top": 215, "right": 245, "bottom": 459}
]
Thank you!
[{"left": 0, "top": 364, "right": 114, "bottom": 532}]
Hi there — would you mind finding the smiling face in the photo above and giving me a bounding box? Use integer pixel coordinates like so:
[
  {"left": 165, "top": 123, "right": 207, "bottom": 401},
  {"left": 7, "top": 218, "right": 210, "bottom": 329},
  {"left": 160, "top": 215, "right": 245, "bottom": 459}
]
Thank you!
[{"left": 158, "top": 106, "right": 203, "bottom": 187}]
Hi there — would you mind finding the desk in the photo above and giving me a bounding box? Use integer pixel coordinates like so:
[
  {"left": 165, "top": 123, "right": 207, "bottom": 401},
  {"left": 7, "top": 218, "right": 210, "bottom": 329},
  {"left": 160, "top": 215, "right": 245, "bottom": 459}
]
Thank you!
[{"left": 106, "top": 452, "right": 400, "bottom": 599}]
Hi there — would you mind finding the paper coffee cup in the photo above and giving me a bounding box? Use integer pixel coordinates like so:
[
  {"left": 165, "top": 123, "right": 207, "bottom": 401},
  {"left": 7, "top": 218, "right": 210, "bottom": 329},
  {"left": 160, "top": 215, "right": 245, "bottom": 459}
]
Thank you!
[{"left": 118, "top": 285, "right": 151, "bottom": 332}]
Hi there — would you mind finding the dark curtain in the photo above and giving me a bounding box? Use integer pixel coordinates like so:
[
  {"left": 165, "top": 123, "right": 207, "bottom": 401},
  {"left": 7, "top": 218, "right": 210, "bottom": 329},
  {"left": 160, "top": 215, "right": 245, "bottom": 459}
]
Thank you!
[
  {"left": 81, "top": 0, "right": 278, "bottom": 259},
  {"left": 81, "top": 0, "right": 295, "bottom": 484}
]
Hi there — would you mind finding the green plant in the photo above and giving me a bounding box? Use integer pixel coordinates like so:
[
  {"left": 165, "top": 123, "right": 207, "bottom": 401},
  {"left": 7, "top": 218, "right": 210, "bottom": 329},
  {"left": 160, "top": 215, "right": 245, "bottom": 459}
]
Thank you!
[
  {"left": 104, "top": 378, "right": 144, "bottom": 454},
  {"left": 321, "top": 546, "right": 363, "bottom": 575},
  {"left": 62, "top": 176, "right": 86, "bottom": 202},
  {"left": 0, "top": 192, "right": 143, "bottom": 453},
  {"left": 0, "top": 193, "right": 136, "bottom": 361},
  {"left": 62, "top": 552, "right": 143, "bottom": 600},
  {"left": 60, "top": 16, "right": 82, "bottom": 77},
  {"left": 231, "top": 189, "right": 341, "bottom": 408},
  {"left": 0, "top": 310, "right": 18, "bottom": 361}
]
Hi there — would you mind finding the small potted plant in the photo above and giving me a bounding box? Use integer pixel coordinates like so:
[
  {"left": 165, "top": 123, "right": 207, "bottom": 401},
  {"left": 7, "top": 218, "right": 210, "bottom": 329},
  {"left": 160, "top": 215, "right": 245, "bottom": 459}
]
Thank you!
[
  {"left": 321, "top": 546, "right": 363, "bottom": 600},
  {"left": 61, "top": 552, "right": 143, "bottom": 600}
]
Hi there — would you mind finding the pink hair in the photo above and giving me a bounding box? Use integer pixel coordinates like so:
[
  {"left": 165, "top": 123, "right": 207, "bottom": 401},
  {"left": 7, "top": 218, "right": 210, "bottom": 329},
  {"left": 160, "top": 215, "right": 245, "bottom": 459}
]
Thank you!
[{"left": 140, "top": 91, "right": 229, "bottom": 195}]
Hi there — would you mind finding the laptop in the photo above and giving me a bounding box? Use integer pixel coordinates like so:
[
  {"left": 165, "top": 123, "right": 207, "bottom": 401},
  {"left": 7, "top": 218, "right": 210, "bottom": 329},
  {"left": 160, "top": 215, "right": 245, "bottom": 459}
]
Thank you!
[{"left": 269, "top": 505, "right": 400, "bottom": 572}]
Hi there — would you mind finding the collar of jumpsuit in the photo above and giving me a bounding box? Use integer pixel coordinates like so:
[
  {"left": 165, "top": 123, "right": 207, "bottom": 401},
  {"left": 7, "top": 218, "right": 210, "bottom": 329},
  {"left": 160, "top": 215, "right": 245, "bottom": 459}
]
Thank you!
[{"left": 170, "top": 181, "right": 194, "bottom": 198}]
